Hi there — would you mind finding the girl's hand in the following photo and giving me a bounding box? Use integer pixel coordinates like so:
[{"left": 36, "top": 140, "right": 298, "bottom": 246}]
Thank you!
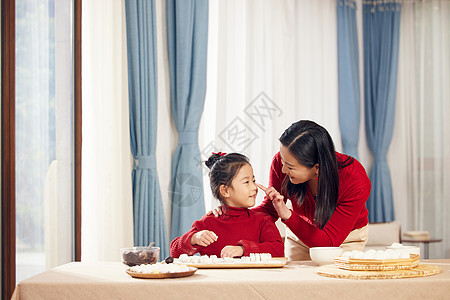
[
  {"left": 256, "top": 183, "right": 292, "bottom": 220},
  {"left": 191, "top": 230, "right": 218, "bottom": 247},
  {"left": 220, "top": 245, "right": 244, "bottom": 258},
  {"left": 206, "top": 206, "right": 223, "bottom": 217}
]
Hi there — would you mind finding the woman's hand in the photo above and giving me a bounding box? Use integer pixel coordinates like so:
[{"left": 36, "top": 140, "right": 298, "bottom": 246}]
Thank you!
[
  {"left": 220, "top": 245, "right": 244, "bottom": 258},
  {"left": 256, "top": 183, "right": 292, "bottom": 220},
  {"left": 191, "top": 230, "right": 218, "bottom": 247},
  {"left": 206, "top": 206, "right": 223, "bottom": 217}
]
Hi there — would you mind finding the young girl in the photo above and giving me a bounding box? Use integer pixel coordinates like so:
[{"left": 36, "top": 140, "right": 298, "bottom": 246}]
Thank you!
[{"left": 170, "top": 153, "right": 284, "bottom": 258}]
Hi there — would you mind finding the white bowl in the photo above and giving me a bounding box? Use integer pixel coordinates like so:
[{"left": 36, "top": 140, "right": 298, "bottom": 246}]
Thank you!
[{"left": 309, "top": 247, "right": 343, "bottom": 265}]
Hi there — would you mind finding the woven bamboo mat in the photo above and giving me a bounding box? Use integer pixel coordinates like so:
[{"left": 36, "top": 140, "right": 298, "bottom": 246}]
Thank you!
[{"left": 317, "top": 264, "right": 441, "bottom": 280}]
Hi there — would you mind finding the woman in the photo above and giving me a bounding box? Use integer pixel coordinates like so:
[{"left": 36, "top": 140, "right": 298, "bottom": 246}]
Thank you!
[{"left": 213, "top": 120, "right": 371, "bottom": 260}]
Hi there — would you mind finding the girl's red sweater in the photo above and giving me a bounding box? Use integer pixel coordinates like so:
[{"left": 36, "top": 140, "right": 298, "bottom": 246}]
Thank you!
[{"left": 170, "top": 206, "right": 284, "bottom": 258}]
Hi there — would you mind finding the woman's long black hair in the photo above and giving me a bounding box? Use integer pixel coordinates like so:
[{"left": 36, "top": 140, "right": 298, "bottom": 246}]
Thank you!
[{"left": 279, "top": 120, "right": 353, "bottom": 229}]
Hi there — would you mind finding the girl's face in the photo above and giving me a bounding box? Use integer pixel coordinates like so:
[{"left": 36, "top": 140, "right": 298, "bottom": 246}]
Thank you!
[
  {"left": 222, "top": 163, "right": 258, "bottom": 208},
  {"left": 280, "top": 145, "right": 318, "bottom": 184}
]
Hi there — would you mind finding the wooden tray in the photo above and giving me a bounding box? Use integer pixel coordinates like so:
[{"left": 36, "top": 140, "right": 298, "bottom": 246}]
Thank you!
[
  {"left": 126, "top": 267, "right": 197, "bottom": 279},
  {"left": 177, "top": 257, "right": 288, "bottom": 269},
  {"left": 317, "top": 264, "right": 441, "bottom": 280},
  {"left": 334, "top": 254, "right": 420, "bottom": 271}
]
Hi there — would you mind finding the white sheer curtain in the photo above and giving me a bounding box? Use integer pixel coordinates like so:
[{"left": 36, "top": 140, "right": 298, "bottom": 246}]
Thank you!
[
  {"left": 82, "top": 0, "right": 134, "bottom": 261},
  {"left": 201, "top": 0, "right": 342, "bottom": 217},
  {"left": 15, "top": 0, "right": 75, "bottom": 283},
  {"left": 153, "top": 0, "right": 178, "bottom": 240},
  {"left": 389, "top": 0, "right": 450, "bottom": 258}
]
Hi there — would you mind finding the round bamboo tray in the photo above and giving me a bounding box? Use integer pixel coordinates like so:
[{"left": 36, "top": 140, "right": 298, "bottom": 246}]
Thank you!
[{"left": 317, "top": 263, "right": 441, "bottom": 280}]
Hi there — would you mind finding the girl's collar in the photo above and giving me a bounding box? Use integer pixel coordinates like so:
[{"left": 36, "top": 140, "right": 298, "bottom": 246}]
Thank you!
[{"left": 221, "top": 205, "right": 250, "bottom": 216}]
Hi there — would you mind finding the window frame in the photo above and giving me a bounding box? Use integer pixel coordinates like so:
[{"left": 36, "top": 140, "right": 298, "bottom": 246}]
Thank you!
[{"left": 1, "top": 1, "right": 82, "bottom": 298}]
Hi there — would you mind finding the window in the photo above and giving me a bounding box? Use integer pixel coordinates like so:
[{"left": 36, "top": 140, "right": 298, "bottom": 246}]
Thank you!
[
  {"left": 1, "top": 0, "right": 81, "bottom": 298},
  {"left": 15, "top": 0, "right": 75, "bottom": 283}
]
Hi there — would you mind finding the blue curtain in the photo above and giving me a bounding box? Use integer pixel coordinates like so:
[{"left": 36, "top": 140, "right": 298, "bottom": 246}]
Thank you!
[
  {"left": 363, "top": 1, "right": 401, "bottom": 222},
  {"left": 125, "top": 0, "right": 169, "bottom": 257},
  {"left": 337, "top": 0, "right": 361, "bottom": 159},
  {"left": 166, "top": 0, "right": 209, "bottom": 240}
]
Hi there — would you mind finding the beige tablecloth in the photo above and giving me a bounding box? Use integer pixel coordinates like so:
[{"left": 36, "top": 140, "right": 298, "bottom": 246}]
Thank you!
[{"left": 12, "top": 260, "right": 450, "bottom": 299}]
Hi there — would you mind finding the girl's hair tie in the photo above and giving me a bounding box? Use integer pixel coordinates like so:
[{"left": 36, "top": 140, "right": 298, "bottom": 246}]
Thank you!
[{"left": 212, "top": 152, "right": 227, "bottom": 156}]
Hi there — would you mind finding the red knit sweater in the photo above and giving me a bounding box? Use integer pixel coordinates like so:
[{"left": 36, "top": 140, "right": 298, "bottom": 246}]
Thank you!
[
  {"left": 170, "top": 206, "right": 284, "bottom": 258},
  {"left": 252, "top": 152, "right": 370, "bottom": 247}
]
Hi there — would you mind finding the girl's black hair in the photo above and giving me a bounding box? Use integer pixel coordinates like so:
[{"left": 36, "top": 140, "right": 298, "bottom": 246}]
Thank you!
[
  {"left": 205, "top": 153, "right": 250, "bottom": 204},
  {"left": 279, "top": 120, "right": 353, "bottom": 229}
]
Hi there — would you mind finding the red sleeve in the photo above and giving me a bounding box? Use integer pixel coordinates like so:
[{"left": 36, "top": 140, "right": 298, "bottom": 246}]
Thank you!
[
  {"left": 170, "top": 220, "right": 205, "bottom": 257},
  {"left": 283, "top": 161, "right": 371, "bottom": 247},
  {"left": 237, "top": 216, "right": 285, "bottom": 257},
  {"left": 252, "top": 152, "right": 285, "bottom": 221}
]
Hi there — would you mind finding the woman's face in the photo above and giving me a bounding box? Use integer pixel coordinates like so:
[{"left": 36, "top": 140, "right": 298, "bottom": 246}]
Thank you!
[{"left": 280, "top": 145, "right": 318, "bottom": 184}]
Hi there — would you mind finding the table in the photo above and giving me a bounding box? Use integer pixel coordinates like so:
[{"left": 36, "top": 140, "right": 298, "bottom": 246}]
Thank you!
[
  {"left": 12, "top": 260, "right": 450, "bottom": 300},
  {"left": 401, "top": 239, "right": 443, "bottom": 259}
]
